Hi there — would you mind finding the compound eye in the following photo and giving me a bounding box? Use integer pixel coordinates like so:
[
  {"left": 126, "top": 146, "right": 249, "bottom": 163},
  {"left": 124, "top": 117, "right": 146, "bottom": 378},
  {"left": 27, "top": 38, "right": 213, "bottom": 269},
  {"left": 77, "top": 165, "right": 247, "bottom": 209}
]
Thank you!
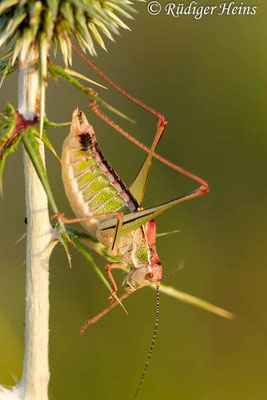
[{"left": 146, "top": 272, "right": 154, "bottom": 280}]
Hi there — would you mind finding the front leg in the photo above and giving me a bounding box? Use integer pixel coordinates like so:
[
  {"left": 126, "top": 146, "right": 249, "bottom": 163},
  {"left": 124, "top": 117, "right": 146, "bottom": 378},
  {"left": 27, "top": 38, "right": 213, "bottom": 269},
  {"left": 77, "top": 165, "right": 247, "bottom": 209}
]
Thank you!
[{"left": 105, "top": 262, "right": 128, "bottom": 302}]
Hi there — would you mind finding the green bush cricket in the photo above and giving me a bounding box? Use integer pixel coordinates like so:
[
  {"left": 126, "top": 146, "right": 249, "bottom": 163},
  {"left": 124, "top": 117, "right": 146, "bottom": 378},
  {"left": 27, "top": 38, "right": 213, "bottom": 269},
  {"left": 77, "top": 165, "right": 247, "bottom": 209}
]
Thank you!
[{"left": 57, "top": 50, "right": 209, "bottom": 398}]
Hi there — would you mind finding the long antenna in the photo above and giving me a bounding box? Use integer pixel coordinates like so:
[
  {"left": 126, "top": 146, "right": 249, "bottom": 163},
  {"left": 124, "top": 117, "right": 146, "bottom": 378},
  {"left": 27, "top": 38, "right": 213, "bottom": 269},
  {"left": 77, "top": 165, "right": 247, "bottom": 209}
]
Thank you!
[
  {"left": 162, "top": 263, "right": 184, "bottom": 281},
  {"left": 133, "top": 284, "right": 160, "bottom": 400}
]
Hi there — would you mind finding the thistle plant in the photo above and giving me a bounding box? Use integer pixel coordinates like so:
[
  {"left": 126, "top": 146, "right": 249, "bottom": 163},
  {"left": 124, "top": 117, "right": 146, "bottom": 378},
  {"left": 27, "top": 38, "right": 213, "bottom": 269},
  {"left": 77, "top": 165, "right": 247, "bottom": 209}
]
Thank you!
[
  {"left": 0, "top": 2, "right": 138, "bottom": 400},
  {"left": 0, "top": 1, "right": 234, "bottom": 400}
]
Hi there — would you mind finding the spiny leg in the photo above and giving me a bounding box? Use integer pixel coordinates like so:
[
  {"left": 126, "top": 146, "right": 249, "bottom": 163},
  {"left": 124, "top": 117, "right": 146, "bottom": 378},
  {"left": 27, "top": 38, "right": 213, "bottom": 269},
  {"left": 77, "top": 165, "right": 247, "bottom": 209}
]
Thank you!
[
  {"left": 72, "top": 42, "right": 169, "bottom": 204},
  {"left": 87, "top": 88, "right": 167, "bottom": 204},
  {"left": 105, "top": 262, "right": 128, "bottom": 302},
  {"left": 71, "top": 44, "right": 208, "bottom": 195},
  {"left": 71, "top": 41, "right": 166, "bottom": 123},
  {"left": 53, "top": 213, "right": 127, "bottom": 304},
  {"left": 89, "top": 96, "right": 209, "bottom": 194},
  {"left": 99, "top": 187, "right": 208, "bottom": 238},
  {"left": 129, "top": 117, "right": 167, "bottom": 204}
]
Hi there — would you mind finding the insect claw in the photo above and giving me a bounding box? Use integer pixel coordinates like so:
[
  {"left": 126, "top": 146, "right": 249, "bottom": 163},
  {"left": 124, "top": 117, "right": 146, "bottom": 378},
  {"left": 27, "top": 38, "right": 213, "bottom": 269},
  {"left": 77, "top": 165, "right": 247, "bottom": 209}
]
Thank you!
[
  {"left": 199, "top": 184, "right": 209, "bottom": 194},
  {"left": 158, "top": 118, "right": 167, "bottom": 129},
  {"left": 108, "top": 292, "right": 116, "bottom": 303}
]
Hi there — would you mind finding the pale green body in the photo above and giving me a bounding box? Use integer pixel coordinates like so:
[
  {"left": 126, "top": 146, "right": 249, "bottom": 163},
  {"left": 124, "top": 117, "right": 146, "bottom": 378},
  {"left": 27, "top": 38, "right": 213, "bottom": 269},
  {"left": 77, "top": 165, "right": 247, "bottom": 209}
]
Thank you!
[
  {"left": 62, "top": 110, "right": 204, "bottom": 291},
  {"left": 62, "top": 111, "right": 155, "bottom": 288}
]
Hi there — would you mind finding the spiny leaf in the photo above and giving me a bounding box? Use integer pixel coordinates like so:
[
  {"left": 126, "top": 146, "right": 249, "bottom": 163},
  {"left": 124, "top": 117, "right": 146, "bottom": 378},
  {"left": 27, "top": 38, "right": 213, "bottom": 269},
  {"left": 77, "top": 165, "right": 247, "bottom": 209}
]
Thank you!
[
  {"left": 68, "top": 231, "right": 126, "bottom": 310},
  {"left": 58, "top": 33, "right": 70, "bottom": 66},
  {"left": 46, "top": 0, "right": 59, "bottom": 20},
  {"left": 0, "top": 134, "right": 21, "bottom": 197},
  {"left": 22, "top": 128, "right": 72, "bottom": 267},
  {"left": 0, "top": 0, "right": 19, "bottom": 16},
  {"left": 0, "top": 0, "right": 138, "bottom": 64},
  {"left": 66, "top": 226, "right": 99, "bottom": 243},
  {"left": 43, "top": 8, "right": 54, "bottom": 43},
  {"left": 106, "top": 2, "right": 135, "bottom": 19},
  {"left": 48, "top": 63, "right": 135, "bottom": 123},
  {"left": 74, "top": 8, "right": 96, "bottom": 56},
  {"left": 0, "top": 103, "right": 18, "bottom": 158},
  {"left": 55, "top": 220, "right": 72, "bottom": 268},
  {"left": 34, "top": 128, "right": 61, "bottom": 163},
  {"left": 105, "top": 9, "right": 131, "bottom": 30},
  {"left": 64, "top": 66, "right": 107, "bottom": 89},
  {"left": 12, "top": 34, "right": 23, "bottom": 65},
  {"left": 64, "top": 223, "right": 234, "bottom": 320},
  {"left": 155, "top": 284, "right": 235, "bottom": 320},
  {"left": 0, "top": 48, "right": 13, "bottom": 61},
  {"left": 0, "top": 8, "right": 27, "bottom": 48},
  {"left": 60, "top": 2, "right": 75, "bottom": 30},
  {"left": 29, "top": 1, "right": 43, "bottom": 25},
  {"left": 19, "top": 27, "right": 34, "bottom": 65},
  {"left": 92, "top": 18, "right": 115, "bottom": 42},
  {"left": 69, "top": 233, "right": 112, "bottom": 292},
  {"left": 88, "top": 22, "right": 107, "bottom": 51},
  {"left": 0, "top": 57, "right": 12, "bottom": 88},
  {"left": 66, "top": 225, "right": 121, "bottom": 262},
  {"left": 43, "top": 119, "right": 71, "bottom": 129},
  {"left": 0, "top": 104, "right": 20, "bottom": 196},
  {"left": 21, "top": 127, "right": 58, "bottom": 214}
]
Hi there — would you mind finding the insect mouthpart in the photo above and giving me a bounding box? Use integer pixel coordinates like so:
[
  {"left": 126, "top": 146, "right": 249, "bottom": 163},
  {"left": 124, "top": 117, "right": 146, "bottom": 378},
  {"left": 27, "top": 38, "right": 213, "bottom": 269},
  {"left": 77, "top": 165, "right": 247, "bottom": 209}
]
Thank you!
[{"left": 123, "top": 262, "right": 162, "bottom": 291}]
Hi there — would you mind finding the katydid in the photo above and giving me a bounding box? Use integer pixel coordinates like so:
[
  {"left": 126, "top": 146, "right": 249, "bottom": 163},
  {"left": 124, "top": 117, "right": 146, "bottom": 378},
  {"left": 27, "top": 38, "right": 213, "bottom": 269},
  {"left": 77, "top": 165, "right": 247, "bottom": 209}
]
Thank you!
[
  {"left": 60, "top": 108, "right": 208, "bottom": 308},
  {"left": 58, "top": 50, "right": 209, "bottom": 398}
]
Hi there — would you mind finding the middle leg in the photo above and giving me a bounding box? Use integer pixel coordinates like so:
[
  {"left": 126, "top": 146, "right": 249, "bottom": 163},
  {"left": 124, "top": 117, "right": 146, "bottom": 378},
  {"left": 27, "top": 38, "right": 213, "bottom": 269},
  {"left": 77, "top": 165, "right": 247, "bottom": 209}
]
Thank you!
[{"left": 105, "top": 262, "right": 128, "bottom": 302}]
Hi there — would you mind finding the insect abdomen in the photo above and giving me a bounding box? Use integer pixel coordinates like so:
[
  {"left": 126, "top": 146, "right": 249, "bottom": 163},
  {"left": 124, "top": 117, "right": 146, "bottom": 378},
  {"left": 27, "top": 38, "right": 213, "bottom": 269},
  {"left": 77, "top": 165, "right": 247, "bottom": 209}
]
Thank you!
[{"left": 62, "top": 127, "right": 138, "bottom": 235}]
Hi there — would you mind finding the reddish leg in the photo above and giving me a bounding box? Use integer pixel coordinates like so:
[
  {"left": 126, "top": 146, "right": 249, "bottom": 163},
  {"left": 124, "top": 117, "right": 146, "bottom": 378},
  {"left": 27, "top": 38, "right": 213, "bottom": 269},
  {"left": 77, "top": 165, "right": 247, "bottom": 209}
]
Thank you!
[
  {"left": 53, "top": 213, "right": 127, "bottom": 304},
  {"left": 105, "top": 262, "right": 128, "bottom": 302},
  {"left": 71, "top": 41, "right": 166, "bottom": 124},
  {"left": 71, "top": 43, "right": 208, "bottom": 195},
  {"left": 72, "top": 42, "right": 168, "bottom": 157},
  {"left": 80, "top": 290, "right": 133, "bottom": 334},
  {"left": 88, "top": 95, "right": 209, "bottom": 195}
]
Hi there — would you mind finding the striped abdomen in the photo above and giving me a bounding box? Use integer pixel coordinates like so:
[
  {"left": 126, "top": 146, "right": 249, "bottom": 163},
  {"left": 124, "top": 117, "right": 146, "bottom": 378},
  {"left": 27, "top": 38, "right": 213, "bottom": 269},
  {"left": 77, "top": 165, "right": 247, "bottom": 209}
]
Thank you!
[{"left": 62, "top": 113, "right": 139, "bottom": 238}]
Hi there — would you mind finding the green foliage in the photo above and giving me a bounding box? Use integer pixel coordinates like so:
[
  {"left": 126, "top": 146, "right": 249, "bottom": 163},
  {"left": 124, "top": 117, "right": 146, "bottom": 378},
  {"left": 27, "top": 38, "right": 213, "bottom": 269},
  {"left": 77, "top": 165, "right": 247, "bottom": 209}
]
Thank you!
[
  {"left": 0, "top": 49, "right": 16, "bottom": 87},
  {"left": 68, "top": 230, "right": 113, "bottom": 292},
  {"left": 0, "top": 1, "right": 139, "bottom": 132},
  {"left": 21, "top": 124, "right": 73, "bottom": 267},
  {"left": 157, "top": 284, "right": 235, "bottom": 320},
  {"left": 21, "top": 126, "right": 59, "bottom": 214},
  {"left": 48, "top": 62, "right": 135, "bottom": 122},
  {"left": 66, "top": 227, "right": 129, "bottom": 309},
  {"left": 0, "top": 104, "right": 73, "bottom": 267},
  {"left": 0, "top": 104, "right": 21, "bottom": 196}
]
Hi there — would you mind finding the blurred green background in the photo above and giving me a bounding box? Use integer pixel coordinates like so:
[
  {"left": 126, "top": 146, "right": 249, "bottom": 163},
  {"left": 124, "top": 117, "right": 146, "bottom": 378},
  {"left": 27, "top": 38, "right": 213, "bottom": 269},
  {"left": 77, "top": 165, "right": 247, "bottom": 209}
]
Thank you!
[{"left": 1, "top": 2, "right": 267, "bottom": 399}]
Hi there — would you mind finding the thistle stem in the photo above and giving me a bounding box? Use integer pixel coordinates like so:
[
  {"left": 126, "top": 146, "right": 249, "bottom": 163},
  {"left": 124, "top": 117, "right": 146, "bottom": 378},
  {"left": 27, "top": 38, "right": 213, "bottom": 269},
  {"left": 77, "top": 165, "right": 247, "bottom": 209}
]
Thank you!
[{"left": 18, "top": 44, "right": 56, "bottom": 400}]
